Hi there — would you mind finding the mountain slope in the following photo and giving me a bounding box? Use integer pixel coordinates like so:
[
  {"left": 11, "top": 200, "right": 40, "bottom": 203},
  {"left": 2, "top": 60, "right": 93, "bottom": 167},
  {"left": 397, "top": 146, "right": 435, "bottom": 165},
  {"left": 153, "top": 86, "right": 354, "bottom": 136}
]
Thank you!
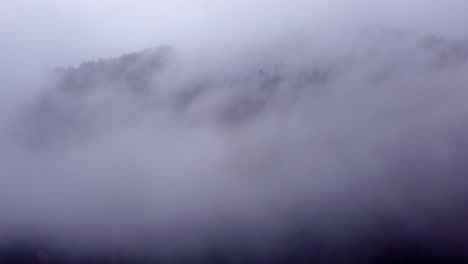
[{"left": 3, "top": 29, "right": 468, "bottom": 263}]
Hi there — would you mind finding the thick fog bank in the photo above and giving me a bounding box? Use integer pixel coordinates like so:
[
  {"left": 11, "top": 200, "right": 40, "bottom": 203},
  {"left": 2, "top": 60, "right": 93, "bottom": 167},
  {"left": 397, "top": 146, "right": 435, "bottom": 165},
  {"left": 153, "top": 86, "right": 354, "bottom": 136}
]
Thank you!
[
  {"left": 2, "top": 0, "right": 468, "bottom": 262},
  {"left": 0, "top": 29, "right": 467, "bottom": 262}
]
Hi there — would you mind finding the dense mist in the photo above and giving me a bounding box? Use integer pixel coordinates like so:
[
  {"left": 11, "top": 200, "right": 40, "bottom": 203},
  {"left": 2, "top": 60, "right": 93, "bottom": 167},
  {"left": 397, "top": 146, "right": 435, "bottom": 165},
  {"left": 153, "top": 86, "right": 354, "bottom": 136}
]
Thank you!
[{"left": 1, "top": 1, "right": 468, "bottom": 263}]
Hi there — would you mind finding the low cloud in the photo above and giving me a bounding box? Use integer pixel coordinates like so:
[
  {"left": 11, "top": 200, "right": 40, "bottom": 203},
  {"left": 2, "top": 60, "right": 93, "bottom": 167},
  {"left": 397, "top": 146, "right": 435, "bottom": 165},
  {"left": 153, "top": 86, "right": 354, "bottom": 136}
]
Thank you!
[{"left": 1, "top": 1, "right": 468, "bottom": 262}]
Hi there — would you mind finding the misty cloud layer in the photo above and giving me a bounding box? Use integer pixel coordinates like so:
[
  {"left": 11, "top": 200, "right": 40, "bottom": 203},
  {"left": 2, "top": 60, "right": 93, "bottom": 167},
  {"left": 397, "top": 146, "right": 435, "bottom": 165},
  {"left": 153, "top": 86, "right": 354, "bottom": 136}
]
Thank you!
[{"left": 1, "top": 1, "right": 468, "bottom": 263}]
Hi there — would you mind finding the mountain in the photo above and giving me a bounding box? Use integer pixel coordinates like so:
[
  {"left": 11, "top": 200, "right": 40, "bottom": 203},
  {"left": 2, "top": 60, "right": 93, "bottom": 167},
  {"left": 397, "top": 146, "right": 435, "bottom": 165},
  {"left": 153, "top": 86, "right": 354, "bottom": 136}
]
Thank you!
[
  {"left": 26, "top": 29, "right": 468, "bottom": 146},
  {"left": 5, "top": 29, "right": 468, "bottom": 263}
]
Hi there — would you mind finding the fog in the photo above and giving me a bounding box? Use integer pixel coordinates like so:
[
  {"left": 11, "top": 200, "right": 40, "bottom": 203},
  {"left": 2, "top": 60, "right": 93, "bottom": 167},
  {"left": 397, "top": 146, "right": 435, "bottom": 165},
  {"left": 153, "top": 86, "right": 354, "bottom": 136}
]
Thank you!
[{"left": 1, "top": 1, "right": 468, "bottom": 262}]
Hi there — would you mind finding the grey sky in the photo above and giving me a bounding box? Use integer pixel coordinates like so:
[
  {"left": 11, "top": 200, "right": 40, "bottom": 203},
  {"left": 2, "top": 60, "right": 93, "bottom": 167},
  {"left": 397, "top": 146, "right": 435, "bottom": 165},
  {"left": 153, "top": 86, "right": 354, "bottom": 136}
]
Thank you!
[{"left": 2, "top": 0, "right": 468, "bottom": 69}]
